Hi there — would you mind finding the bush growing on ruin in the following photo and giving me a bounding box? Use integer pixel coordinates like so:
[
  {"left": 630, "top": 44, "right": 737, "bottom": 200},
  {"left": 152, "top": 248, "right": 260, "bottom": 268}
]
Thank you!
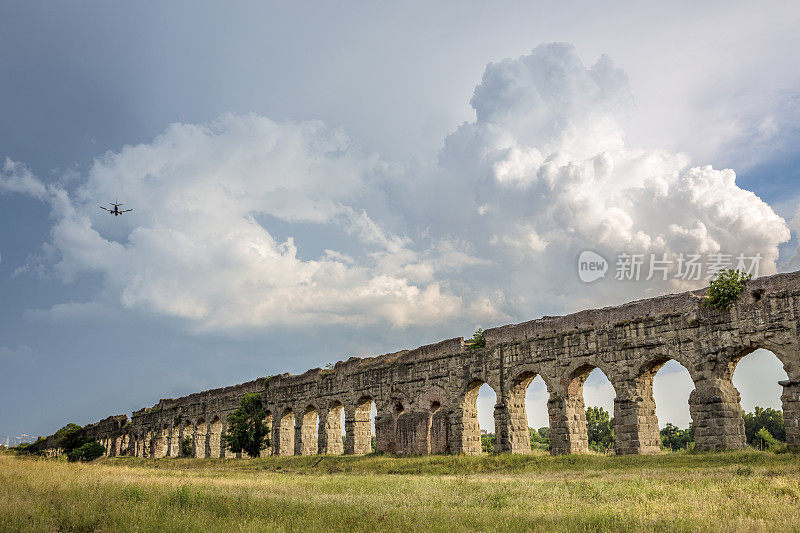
[
  {"left": 67, "top": 441, "right": 105, "bottom": 462},
  {"left": 468, "top": 328, "right": 486, "bottom": 350},
  {"left": 702, "top": 269, "right": 752, "bottom": 310},
  {"left": 222, "top": 393, "right": 269, "bottom": 458}
]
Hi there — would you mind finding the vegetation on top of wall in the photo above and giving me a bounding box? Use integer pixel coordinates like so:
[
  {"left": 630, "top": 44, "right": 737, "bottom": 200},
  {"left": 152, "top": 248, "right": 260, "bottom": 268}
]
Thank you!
[
  {"left": 702, "top": 269, "right": 752, "bottom": 310},
  {"left": 467, "top": 328, "right": 486, "bottom": 351}
]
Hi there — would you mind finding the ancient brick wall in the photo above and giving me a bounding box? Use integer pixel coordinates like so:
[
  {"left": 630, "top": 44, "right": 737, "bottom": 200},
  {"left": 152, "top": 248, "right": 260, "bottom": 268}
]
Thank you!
[{"left": 41, "top": 272, "right": 800, "bottom": 456}]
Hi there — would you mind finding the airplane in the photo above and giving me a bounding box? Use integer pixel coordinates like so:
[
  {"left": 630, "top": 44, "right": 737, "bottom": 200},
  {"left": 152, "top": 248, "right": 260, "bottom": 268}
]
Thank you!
[{"left": 100, "top": 200, "right": 133, "bottom": 216}]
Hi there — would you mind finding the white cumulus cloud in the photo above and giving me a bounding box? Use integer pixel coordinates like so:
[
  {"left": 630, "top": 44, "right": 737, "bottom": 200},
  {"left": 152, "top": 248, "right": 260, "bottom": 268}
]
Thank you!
[
  {"left": 426, "top": 43, "right": 791, "bottom": 316},
  {"left": 2, "top": 43, "right": 794, "bottom": 334},
  {"left": 3, "top": 115, "right": 490, "bottom": 331}
]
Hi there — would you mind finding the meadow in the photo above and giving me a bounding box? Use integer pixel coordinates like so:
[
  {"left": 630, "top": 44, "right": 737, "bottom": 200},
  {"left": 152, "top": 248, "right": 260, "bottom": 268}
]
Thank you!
[{"left": 2, "top": 450, "right": 800, "bottom": 532}]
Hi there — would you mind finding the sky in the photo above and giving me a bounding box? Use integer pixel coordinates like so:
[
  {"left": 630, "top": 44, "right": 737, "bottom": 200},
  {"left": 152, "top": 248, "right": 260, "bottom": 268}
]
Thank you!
[{"left": 2, "top": 1, "right": 799, "bottom": 443}]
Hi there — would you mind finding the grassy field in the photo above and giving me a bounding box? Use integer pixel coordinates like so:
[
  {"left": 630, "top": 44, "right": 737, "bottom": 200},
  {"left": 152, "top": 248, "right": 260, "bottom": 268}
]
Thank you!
[{"left": 2, "top": 450, "right": 800, "bottom": 532}]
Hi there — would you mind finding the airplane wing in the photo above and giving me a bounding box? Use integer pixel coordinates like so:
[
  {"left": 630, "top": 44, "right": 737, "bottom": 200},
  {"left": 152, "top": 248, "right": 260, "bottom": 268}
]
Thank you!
[
  {"left": 100, "top": 206, "right": 111, "bottom": 212},
  {"left": 121, "top": 209, "right": 133, "bottom": 213}
]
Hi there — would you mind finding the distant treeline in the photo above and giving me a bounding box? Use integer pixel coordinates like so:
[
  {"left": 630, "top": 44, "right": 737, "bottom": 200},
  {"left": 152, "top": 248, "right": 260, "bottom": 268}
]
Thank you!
[{"left": 479, "top": 406, "right": 788, "bottom": 453}]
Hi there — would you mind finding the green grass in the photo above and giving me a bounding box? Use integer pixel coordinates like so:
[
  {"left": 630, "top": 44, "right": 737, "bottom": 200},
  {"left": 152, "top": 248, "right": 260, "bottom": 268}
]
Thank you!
[{"left": 2, "top": 450, "right": 800, "bottom": 532}]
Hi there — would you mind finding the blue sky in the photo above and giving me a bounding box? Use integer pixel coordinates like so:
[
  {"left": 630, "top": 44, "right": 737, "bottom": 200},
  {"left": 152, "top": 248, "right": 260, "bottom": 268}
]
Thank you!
[{"left": 2, "top": 2, "right": 799, "bottom": 443}]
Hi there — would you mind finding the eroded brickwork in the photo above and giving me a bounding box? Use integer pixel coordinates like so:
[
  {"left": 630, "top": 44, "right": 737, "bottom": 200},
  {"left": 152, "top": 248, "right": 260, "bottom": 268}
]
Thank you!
[{"left": 37, "top": 272, "right": 800, "bottom": 457}]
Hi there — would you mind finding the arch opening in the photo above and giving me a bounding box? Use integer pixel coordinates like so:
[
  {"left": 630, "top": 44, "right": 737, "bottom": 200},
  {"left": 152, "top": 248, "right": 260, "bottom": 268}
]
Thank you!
[
  {"left": 195, "top": 418, "right": 207, "bottom": 458},
  {"left": 562, "top": 365, "right": 616, "bottom": 454},
  {"left": 209, "top": 417, "right": 222, "bottom": 458},
  {"left": 732, "top": 348, "right": 789, "bottom": 450},
  {"left": 154, "top": 425, "right": 169, "bottom": 458},
  {"left": 320, "top": 402, "right": 344, "bottom": 455},
  {"left": 523, "top": 374, "right": 550, "bottom": 453},
  {"left": 477, "top": 383, "right": 496, "bottom": 438},
  {"left": 180, "top": 420, "right": 194, "bottom": 457},
  {"left": 262, "top": 410, "right": 273, "bottom": 457},
  {"left": 169, "top": 423, "right": 180, "bottom": 457},
  {"left": 347, "top": 396, "right": 375, "bottom": 455},
  {"left": 502, "top": 371, "right": 550, "bottom": 454},
  {"left": 276, "top": 409, "right": 295, "bottom": 456},
  {"left": 459, "top": 380, "right": 498, "bottom": 454},
  {"left": 652, "top": 359, "right": 695, "bottom": 451},
  {"left": 300, "top": 405, "right": 318, "bottom": 455},
  {"left": 145, "top": 430, "right": 153, "bottom": 458}
]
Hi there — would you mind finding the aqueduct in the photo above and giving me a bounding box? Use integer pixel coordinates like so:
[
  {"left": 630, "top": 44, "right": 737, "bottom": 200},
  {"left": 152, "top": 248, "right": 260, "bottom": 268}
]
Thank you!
[{"left": 40, "top": 271, "right": 800, "bottom": 457}]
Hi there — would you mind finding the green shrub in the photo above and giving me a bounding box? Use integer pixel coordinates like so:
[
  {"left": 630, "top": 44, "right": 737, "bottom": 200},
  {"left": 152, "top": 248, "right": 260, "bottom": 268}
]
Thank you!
[
  {"left": 468, "top": 328, "right": 486, "bottom": 350},
  {"left": 67, "top": 441, "right": 105, "bottom": 462},
  {"left": 702, "top": 269, "right": 752, "bottom": 310}
]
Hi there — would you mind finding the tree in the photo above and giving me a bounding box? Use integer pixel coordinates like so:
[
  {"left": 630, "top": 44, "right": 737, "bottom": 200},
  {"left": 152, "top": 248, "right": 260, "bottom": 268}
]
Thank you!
[
  {"left": 468, "top": 328, "right": 486, "bottom": 350},
  {"left": 659, "top": 423, "right": 694, "bottom": 451},
  {"left": 585, "top": 406, "right": 614, "bottom": 452},
  {"left": 481, "top": 433, "right": 495, "bottom": 453},
  {"left": 180, "top": 436, "right": 194, "bottom": 457},
  {"left": 222, "top": 393, "right": 269, "bottom": 458},
  {"left": 53, "top": 423, "right": 87, "bottom": 454},
  {"left": 529, "top": 427, "right": 550, "bottom": 450},
  {"left": 67, "top": 441, "right": 105, "bottom": 462},
  {"left": 743, "top": 407, "right": 785, "bottom": 445},
  {"left": 702, "top": 269, "right": 751, "bottom": 310},
  {"left": 755, "top": 427, "right": 781, "bottom": 451}
]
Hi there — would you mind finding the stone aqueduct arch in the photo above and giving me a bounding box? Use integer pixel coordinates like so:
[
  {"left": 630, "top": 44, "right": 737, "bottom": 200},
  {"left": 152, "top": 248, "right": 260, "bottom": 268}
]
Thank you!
[{"left": 42, "top": 272, "right": 800, "bottom": 456}]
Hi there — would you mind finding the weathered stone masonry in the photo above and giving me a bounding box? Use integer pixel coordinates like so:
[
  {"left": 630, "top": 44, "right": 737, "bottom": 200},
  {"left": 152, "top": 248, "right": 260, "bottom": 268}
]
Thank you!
[{"left": 40, "top": 272, "right": 800, "bottom": 457}]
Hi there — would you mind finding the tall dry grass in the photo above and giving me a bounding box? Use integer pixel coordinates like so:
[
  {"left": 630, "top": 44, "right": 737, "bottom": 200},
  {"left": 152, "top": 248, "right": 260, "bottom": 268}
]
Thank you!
[{"left": 2, "top": 450, "right": 800, "bottom": 532}]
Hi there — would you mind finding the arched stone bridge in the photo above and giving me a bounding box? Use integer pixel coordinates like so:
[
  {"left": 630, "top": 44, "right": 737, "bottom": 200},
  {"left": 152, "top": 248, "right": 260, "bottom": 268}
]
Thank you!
[{"left": 43, "top": 272, "right": 800, "bottom": 457}]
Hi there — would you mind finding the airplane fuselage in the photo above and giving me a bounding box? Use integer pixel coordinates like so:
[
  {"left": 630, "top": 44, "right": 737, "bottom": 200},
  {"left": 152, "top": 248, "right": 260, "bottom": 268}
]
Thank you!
[{"left": 100, "top": 202, "right": 131, "bottom": 216}]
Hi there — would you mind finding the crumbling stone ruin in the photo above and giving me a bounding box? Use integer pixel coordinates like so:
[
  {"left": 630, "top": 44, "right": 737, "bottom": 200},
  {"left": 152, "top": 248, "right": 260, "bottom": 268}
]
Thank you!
[{"left": 37, "top": 272, "right": 800, "bottom": 457}]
